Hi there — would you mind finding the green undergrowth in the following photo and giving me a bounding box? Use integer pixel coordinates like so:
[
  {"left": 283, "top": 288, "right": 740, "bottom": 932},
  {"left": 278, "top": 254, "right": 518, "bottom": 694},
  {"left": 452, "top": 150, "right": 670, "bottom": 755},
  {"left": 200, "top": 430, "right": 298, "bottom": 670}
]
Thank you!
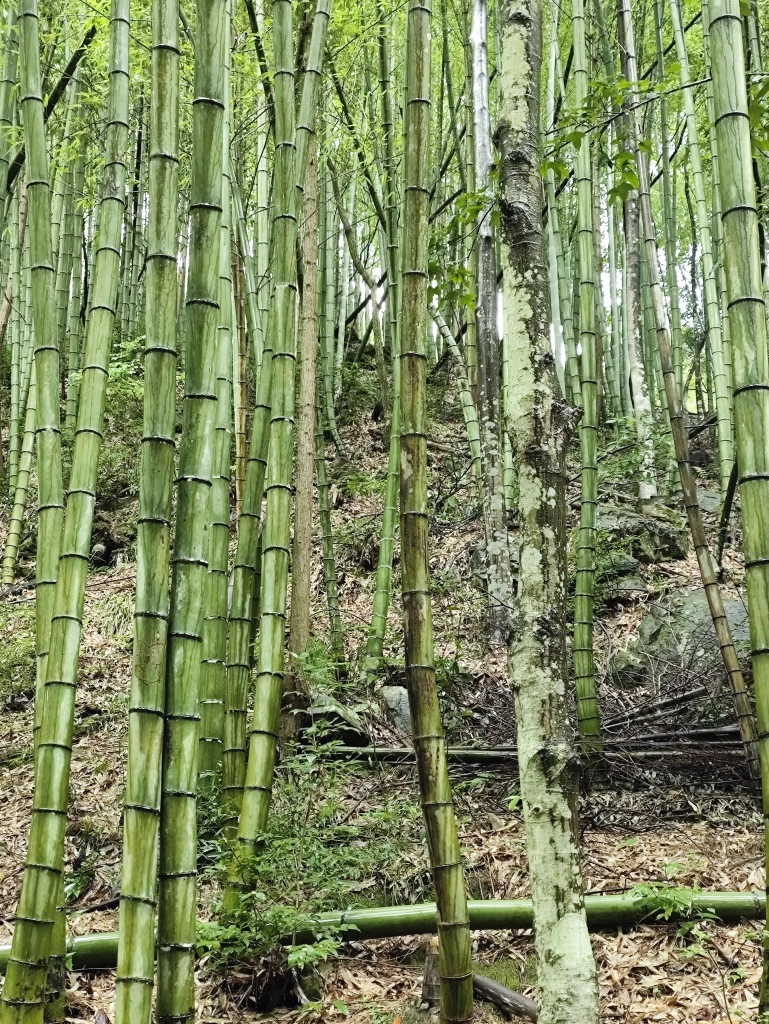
[
  {"left": 196, "top": 644, "right": 430, "bottom": 972},
  {"left": 0, "top": 600, "right": 36, "bottom": 710},
  {"left": 473, "top": 956, "right": 536, "bottom": 991}
]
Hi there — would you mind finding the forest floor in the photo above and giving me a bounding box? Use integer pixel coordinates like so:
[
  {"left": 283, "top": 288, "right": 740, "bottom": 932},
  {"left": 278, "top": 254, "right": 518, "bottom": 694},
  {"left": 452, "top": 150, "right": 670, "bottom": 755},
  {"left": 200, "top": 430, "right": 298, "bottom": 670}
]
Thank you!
[{"left": 0, "top": 365, "right": 763, "bottom": 1022}]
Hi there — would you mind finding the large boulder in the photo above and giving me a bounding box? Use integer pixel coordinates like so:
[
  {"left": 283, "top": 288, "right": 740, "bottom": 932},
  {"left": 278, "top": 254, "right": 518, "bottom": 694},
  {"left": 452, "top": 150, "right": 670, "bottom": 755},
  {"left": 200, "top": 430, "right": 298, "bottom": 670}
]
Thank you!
[
  {"left": 597, "top": 504, "right": 689, "bottom": 563},
  {"left": 598, "top": 550, "right": 648, "bottom": 602},
  {"left": 610, "top": 587, "right": 749, "bottom": 689}
]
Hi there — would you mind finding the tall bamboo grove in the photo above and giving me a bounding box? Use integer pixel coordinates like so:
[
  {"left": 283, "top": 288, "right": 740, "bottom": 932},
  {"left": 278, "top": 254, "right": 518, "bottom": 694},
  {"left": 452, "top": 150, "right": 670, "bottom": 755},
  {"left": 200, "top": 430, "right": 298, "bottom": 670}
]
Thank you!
[{"left": 400, "top": 0, "right": 473, "bottom": 1020}]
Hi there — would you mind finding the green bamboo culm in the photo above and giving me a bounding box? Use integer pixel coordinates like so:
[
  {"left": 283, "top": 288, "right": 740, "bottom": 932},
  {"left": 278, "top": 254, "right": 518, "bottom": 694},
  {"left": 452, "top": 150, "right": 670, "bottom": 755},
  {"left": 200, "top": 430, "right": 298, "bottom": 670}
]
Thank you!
[
  {"left": 432, "top": 309, "right": 482, "bottom": 481},
  {"left": 0, "top": 0, "right": 18, "bottom": 217},
  {"left": 360, "top": 0, "right": 401, "bottom": 685},
  {"left": 314, "top": 400, "right": 346, "bottom": 671},
  {"left": 5, "top": 0, "right": 63, "bottom": 1014},
  {"left": 199, "top": 0, "right": 233, "bottom": 790},
  {"left": 154, "top": 0, "right": 225, "bottom": 1010},
  {"left": 113, "top": 0, "right": 179, "bottom": 1013},
  {"left": 571, "top": 0, "right": 602, "bottom": 749},
  {"left": 669, "top": 0, "right": 733, "bottom": 494},
  {"left": 3, "top": 889, "right": 769, "bottom": 974},
  {"left": 231, "top": 177, "right": 261, "bottom": 368},
  {"left": 708, "top": 0, "right": 769, "bottom": 1010},
  {"left": 653, "top": 0, "right": 684, "bottom": 394},
  {"left": 65, "top": 145, "right": 85, "bottom": 430},
  {"left": 220, "top": 0, "right": 330, "bottom": 842},
  {"left": 232, "top": 0, "right": 299, "bottom": 870},
  {"left": 18, "top": 0, "right": 63, "bottom": 744},
  {"left": 400, "top": 0, "right": 473, "bottom": 1019},
  {"left": 227, "top": 0, "right": 331, "bottom": 880},
  {"left": 2, "top": 366, "right": 36, "bottom": 584},
  {"left": 7, "top": 193, "right": 24, "bottom": 499},
  {"left": 0, "top": 0, "right": 129, "bottom": 1017},
  {"left": 53, "top": 76, "right": 81, "bottom": 361}
]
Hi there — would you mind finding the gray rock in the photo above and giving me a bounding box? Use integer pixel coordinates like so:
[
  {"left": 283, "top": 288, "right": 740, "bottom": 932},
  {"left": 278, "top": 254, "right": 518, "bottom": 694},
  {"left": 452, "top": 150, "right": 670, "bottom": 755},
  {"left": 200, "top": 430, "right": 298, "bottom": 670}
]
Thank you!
[
  {"left": 697, "top": 488, "right": 721, "bottom": 514},
  {"left": 597, "top": 505, "right": 689, "bottom": 563},
  {"left": 638, "top": 588, "right": 749, "bottom": 650},
  {"left": 603, "top": 574, "right": 648, "bottom": 601},
  {"left": 599, "top": 550, "right": 648, "bottom": 602},
  {"left": 380, "top": 684, "right": 413, "bottom": 736},
  {"left": 610, "top": 587, "right": 749, "bottom": 688}
]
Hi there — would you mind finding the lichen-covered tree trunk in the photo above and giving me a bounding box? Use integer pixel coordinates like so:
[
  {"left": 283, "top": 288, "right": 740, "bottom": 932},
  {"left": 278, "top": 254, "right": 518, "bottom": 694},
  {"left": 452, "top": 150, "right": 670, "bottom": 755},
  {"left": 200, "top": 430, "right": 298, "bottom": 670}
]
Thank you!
[{"left": 498, "top": 1, "right": 600, "bottom": 1020}]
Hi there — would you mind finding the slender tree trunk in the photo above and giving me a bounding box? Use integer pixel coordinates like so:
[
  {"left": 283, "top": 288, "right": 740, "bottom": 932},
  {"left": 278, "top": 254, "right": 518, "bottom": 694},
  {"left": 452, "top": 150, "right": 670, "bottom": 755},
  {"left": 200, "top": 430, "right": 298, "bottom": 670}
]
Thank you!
[
  {"left": 232, "top": 0, "right": 331, "bottom": 868},
  {"left": 221, "top": 0, "right": 331, "bottom": 839},
  {"left": 669, "top": 0, "right": 733, "bottom": 493},
  {"left": 0, "top": 0, "right": 129, "bottom": 1017},
  {"left": 471, "top": 0, "right": 512, "bottom": 643},
  {"left": 232, "top": 241, "right": 249, "bottom": 521},
  {"left": 499, "top": 1, "right": 600, "bottom": 1019},
  {"left": 360, "top": 0, "right": 402, "bottom": 684},
  {"left": 619, "top": 102, "right": 656, "bottom": 497},
  {"left": 198, "top": 29, "right": 234, "bottom": 792}
]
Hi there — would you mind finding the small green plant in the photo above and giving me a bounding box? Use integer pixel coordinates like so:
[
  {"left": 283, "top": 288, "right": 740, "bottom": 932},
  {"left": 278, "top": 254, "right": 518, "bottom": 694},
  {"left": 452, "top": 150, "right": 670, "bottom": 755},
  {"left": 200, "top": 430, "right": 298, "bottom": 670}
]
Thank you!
[
  {"left": 629, "top": 882, "right": 719, "bottom": 923},
  {"left": 506, "top": 789, "right": 522, "bottom": 812}
]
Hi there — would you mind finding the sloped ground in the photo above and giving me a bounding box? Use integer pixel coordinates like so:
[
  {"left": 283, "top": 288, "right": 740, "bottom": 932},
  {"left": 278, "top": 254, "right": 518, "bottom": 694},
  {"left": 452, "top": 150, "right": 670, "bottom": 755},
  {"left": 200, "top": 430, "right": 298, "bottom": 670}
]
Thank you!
[{"left": 0, "top": 373, "right": 763, "bottom": 1022}]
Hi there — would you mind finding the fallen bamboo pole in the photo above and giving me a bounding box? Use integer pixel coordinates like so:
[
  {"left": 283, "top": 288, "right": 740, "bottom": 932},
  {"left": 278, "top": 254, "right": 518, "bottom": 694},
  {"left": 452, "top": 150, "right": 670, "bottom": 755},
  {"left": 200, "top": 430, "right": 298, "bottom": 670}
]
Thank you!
[
  {"left": 322, "top": 738, "right": 742, "bottom": 764},
  {"left": 1, "top": 891, "right": 763, "bottom": 972}
]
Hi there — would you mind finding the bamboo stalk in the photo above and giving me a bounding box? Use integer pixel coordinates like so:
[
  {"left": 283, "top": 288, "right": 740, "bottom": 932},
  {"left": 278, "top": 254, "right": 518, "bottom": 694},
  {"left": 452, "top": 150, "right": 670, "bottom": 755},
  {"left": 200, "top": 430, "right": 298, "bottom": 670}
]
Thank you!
[
  {"left": 572, "top": 0, "right": 602, "bottom": 749},
  {"left": 1, "top": 366, "right": 35, "bottom": 585},
  {"left": 113, "top": 0, "right": 180, "bottom": 1016},
  {"left": 154, "top": 0, "right": 225, "bottom": 1008},
  {"left": 400, "top": 0, "right": 473, "bottom": 1017},
  {"left": 4, "top": 890, "right": 764, "bottom": 973},
  {"left": 198, "top": 24, "right": 234, "bottom": 791},
  {"left": 359, "top": 0, "right": 401, "bottom": 686},
  {"left": 0, "top": 0, "right": 129, "bottom": 1016},
  {"left": 669, "top": 0, "right": 733, "bottom": 494},
  {"left": 230, "top": 0, "right": 330, "bottom": 873},
  {"left": 708, "top": 0, "right": 769, "bottom": 1005}
]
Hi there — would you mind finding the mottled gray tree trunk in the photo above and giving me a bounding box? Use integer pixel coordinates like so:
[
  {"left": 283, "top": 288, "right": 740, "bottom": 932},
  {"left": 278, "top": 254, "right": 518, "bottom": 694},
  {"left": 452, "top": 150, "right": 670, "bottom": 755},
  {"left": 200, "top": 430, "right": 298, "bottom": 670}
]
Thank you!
[{"left": 497, "top": 0, "right": 599, "bottom": 1019}]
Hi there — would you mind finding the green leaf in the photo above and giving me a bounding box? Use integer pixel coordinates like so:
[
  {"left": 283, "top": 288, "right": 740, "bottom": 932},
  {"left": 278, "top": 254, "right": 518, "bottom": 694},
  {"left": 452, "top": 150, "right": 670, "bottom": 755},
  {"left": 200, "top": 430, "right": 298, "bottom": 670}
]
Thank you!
[{"left": 333, "top": 1000, "right": 349, "bottom": 1015}]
